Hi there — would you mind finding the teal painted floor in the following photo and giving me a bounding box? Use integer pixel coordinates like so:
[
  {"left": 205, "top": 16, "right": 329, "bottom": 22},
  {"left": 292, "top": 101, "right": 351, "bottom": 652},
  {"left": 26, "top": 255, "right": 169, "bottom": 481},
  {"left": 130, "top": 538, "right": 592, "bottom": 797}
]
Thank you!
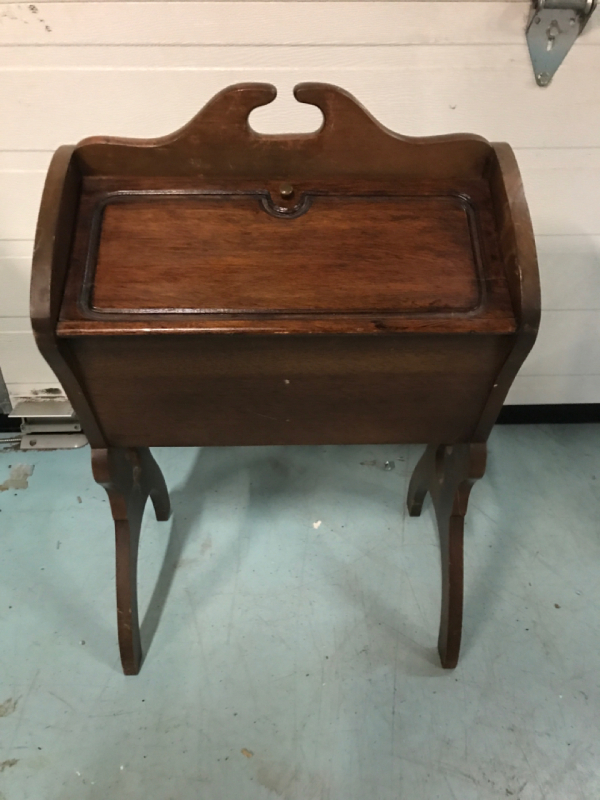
[{"left": 0, "top": 426, "right": 599, "bottom": 800}]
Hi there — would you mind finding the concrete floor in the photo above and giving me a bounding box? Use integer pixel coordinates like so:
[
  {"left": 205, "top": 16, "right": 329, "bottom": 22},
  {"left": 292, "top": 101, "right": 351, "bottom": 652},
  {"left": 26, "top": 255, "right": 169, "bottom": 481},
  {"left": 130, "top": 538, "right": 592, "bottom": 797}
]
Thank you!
[{"left": 0, "top": 425, "right": 599, "bottom": 800}]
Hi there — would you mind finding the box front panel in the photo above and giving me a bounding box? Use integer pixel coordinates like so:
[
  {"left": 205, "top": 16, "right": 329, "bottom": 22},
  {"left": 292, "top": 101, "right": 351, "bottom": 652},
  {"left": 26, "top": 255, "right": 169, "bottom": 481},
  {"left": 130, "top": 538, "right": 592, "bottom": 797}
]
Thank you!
[{"left": 66, "top": 333, "right": 514, "bottom": 447}]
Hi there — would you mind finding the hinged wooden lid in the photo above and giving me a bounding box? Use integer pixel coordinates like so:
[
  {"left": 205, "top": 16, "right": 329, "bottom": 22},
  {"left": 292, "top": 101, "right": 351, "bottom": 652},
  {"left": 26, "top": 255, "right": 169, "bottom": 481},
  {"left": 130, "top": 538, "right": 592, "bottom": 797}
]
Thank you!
[{"left": 56, "top": 83, "right": 517, "bottom": 335}]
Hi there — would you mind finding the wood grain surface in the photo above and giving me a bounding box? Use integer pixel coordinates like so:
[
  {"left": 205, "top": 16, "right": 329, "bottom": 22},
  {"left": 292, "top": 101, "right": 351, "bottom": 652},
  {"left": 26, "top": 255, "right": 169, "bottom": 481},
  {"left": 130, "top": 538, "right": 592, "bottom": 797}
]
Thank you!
[
  {"left": 30, "top": 82, "right": 540, "bottom": 673},
  {"left": 91, "top": 194, "right": 481, "bottom": 314},
  {"left": 65, "top": 333, "right": 512, "bottom": 447}
]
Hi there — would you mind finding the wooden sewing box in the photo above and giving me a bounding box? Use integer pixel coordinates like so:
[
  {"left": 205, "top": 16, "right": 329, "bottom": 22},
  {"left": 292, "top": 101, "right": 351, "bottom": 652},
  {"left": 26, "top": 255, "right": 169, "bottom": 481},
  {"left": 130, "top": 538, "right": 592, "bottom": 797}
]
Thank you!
[{"left": 31, "top": 83, "right": 540, "bottom": 674}]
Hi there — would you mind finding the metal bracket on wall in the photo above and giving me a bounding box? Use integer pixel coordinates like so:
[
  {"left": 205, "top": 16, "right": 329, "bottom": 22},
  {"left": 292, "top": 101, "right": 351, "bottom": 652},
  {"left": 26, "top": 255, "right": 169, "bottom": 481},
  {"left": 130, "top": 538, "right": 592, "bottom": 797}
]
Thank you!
[
  {"left": 526, "top": 0, "right": 597, "bottom": 86},
  {"left": 9, "top": 399, "right": 88, "bottom": 450}
]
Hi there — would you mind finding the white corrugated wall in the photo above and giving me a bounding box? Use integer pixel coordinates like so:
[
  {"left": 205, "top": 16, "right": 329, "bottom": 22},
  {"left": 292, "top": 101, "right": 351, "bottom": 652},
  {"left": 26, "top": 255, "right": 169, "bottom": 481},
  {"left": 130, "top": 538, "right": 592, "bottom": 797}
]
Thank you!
[{"left": 1, "top": 1, "right": 599, "bottom": 405}]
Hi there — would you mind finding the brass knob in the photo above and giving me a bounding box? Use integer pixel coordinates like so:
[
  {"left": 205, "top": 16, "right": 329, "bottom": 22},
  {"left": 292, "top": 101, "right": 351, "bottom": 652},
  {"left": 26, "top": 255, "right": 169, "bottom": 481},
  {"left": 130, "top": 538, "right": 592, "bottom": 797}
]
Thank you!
[{"left": 279, "top": 183, "right": 294, "bottom": 199}]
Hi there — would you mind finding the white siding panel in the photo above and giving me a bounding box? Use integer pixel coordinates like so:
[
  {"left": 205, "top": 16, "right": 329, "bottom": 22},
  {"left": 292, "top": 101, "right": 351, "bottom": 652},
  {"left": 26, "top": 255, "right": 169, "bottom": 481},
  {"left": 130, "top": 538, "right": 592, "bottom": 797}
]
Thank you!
[
  {"left": 0, "top": 241, "right": 33, "bottom": 320},
  {"left": 0, "top": 256, "right": 31, "bottom": 317},
  {"left": 0, "top": 318, "right": 57, "bottom": 385},
  {"left": 517, "top": 151, "right": 600, "bottom": 237},
  {"left": 0, "top": 47, "right": 598, "bottom": 148},
  {"left": 0, "top": 239, "right": 33, "bottom": 259},
  {"left": 537, "top": 237, "right": 600, "bottom": 311},
  {"left": 0, "top": 2, "right": 538, "bottom": 46},
  {"left": 0, "top": 1, "right": 598, "bottom": 405},
  {"left": 520, "top": 311, "right": 600, "bottom": 377},
  {"left": 507, "top": 375, "right": 600, "bottom": 405},
  {"left": 0, "top": 170, "right": 46, "bottom": 240},
  {"left": 0, "top": 152, "right": 52, "bottom": 171},
  {"left": 1, "top": 3, "right": 598, "bottom": 46}
]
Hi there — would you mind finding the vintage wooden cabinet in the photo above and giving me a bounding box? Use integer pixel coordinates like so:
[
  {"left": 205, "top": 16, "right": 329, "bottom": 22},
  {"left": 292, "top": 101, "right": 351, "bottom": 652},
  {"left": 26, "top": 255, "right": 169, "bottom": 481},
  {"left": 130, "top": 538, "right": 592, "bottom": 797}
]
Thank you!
[{"left": 31, "top": 83, "right": 540, "bottom": 674}]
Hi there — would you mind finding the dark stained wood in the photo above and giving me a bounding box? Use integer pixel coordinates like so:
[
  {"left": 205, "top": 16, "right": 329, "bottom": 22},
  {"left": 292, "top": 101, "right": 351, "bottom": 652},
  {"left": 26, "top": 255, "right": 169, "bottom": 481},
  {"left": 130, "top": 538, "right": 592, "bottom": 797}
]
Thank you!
[
  {"left": 407, "top": 442, "right": 487, "bottom": 668},
  {"left": 91, "top": 447, "right": 170, "bottom": 675},
  {"left": 92, "top": 195, "right": 482, "bottom": 315},
  {"left": 30, "top": 146, "right": 107, "bottom": 449},
  {"left": 58, "top": 317, "right": 516, "bottom": 336},
  {"left": 64, "top": 334, "right": 513, "bottom": 447},
  {"left": 58, "top": 174, "right": 516, "bottom": 334},
  {"left": 74, "top": 83, "right": 492, "bottom": 181},
  {"left": 473, "top": 144, "right": 541, "bottom": 441},
  {"left": 30, "top": 82, "right": 541, "bottom": 674}
]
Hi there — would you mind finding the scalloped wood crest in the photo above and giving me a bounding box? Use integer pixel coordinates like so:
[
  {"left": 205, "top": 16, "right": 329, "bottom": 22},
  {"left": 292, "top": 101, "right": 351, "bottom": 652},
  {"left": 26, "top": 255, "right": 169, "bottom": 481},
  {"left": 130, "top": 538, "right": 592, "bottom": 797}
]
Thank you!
[{"left": 74, "top": 82, "right": 494, "bottom": 180}]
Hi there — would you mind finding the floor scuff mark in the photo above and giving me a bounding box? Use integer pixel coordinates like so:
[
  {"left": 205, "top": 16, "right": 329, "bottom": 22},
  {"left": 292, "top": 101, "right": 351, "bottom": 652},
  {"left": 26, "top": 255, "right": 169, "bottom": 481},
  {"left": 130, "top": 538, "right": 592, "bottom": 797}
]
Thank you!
[
  {"left": 0, "top": 464, "right": 34, "bottom": 492},
  {"left": 0, "top": 697, "right": 18, "bottom": 717}
]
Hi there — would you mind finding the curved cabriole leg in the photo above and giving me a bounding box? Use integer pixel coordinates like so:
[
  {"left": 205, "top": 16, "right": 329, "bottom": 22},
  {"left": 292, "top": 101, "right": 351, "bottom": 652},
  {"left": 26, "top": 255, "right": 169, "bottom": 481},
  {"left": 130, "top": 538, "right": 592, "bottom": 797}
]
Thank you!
[
  {"left": 92, "top": 448, "right": 170, "bottom": 675},
  {"left": 407, "top": 443, "right": 486, "bottom": 669}
]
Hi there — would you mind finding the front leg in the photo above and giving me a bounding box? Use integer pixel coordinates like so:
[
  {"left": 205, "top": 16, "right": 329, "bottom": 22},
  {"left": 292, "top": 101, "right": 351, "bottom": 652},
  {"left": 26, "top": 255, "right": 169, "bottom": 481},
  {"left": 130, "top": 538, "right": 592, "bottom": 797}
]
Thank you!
[
  {"left": 92, "top": 447, "right": 170, "bottom": 675},
  {"left": 407, "top": 443, "right": 486, "bottom": 668}
]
